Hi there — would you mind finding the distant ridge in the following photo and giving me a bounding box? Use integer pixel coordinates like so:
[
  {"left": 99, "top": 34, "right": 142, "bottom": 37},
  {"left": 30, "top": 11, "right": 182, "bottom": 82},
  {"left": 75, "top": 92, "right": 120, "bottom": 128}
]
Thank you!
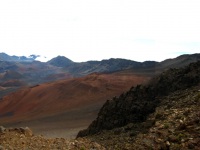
[
  {"left": 158, "top": 53, "right": 200, "bottom": 68},
  {"left": 0, "top": 52, "right": 199, "bottom": 88},
  {"left": 60, "top": 58, "right": 158, "bottom": 76},
  {"left": 48, "top": 53, "right": 200, "bottom": 76}
]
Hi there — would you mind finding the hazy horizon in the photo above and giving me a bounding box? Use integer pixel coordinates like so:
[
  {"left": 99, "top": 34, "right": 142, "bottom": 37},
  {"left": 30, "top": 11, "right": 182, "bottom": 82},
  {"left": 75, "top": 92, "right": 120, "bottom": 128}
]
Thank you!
[{"left": 1, "top": 51, "right": 200, "bottom": 63}]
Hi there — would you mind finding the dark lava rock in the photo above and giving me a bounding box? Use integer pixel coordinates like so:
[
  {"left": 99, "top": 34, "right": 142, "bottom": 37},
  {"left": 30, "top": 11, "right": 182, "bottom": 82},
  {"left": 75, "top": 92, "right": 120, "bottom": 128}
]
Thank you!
[{"left": 77, "top": 61, "right": 200, "bottom": 137}]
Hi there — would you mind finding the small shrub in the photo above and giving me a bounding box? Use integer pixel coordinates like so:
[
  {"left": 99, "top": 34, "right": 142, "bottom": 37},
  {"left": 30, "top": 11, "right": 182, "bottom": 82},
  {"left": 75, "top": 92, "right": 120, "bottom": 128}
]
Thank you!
[
  {"left": 80, "top": 147, "right": 85, "bottom": 150},
  {"left": 164, "top": 123, "right": 169, "bottom": 129},
  {"left": 177, "top": 133, "right": 187, "bottom": 141},
  {"left": 155, "top": 112, "right": 165, "bottom": 120}
]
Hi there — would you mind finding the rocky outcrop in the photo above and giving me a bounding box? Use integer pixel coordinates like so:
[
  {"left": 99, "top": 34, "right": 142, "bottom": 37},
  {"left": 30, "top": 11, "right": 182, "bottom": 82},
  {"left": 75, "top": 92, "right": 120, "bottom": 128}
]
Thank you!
[
  {"left": 0, "top": 126, "right": 6, "bottom": 133},
  {"left": 77, "top": 61, "right": 200, "bottom": 137},
  {"left": 83, "top": 86, "right": 200, "bottom": 149}
]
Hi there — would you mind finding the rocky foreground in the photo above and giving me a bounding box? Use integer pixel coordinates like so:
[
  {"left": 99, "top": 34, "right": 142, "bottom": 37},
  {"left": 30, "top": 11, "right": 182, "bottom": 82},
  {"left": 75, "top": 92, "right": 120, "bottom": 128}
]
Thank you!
[
  {"left": 0, "top": 126, "right": 105, "bottom": 150},
  {"left": 85, "top": 86, "right": 200, "bottom": 149}
]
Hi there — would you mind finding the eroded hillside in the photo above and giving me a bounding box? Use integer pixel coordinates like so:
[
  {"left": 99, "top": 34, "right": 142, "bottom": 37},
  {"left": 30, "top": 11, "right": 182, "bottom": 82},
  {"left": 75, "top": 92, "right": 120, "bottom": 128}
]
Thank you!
[
  {"left": 77, "top": 61, "right": 200, "bottom": 149},
  {"left": 78, "top": 61, "right": 200, "bottom": 136},
  {"left": 81, "top": 86, "right": 200, "bottom": 149},
  {"left": 0, "top": 71, "right": 149, "bottom": 138}
]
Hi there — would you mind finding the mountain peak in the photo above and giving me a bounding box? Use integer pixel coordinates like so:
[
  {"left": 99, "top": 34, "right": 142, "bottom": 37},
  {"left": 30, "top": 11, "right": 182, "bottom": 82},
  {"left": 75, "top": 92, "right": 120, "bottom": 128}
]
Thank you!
[{"left": 47, "top": 56, "right": 73, "bottom": 67}]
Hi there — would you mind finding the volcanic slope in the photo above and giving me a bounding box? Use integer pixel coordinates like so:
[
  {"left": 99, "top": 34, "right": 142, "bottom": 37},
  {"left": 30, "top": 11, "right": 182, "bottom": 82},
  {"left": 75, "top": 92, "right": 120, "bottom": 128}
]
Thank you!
[
  {"left": 0, "top": 72, "right": 150, "bottom": 138},
  {"left": 77, "top": 61, "right": 200, "bottom": 149},
  {"left": 0, "top": 60, "right": 72, "bottom": 99}
]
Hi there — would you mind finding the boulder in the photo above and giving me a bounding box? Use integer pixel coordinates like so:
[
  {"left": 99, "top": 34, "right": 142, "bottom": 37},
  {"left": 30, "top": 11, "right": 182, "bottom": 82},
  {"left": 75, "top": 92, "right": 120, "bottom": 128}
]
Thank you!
[
  {"left": 0, "top": 126, "right": 6, "bottom": 133},
  {"left": 19, "top": 127, "right": 33, "bottom": 137}
]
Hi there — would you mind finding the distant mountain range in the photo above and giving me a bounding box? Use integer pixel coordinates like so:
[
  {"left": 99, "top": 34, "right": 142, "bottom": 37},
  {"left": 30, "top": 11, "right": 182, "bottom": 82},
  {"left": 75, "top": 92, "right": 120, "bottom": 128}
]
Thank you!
[
  {"left": 0, "top": 52, "right": 200, "bottom": 98},
  {"left": 47, "top": 53, "right": 200, "bottom": 76},
  {"left": 0, "top": 53, "right": 40, "bottom": 62},
  {"left": 0, "top": 52, "right": 200, "bottom": 78}
]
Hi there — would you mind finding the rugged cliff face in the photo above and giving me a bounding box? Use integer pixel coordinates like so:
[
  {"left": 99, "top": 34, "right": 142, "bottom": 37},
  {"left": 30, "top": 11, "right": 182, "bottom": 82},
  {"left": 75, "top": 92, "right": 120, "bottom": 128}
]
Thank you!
[
  {"left": 82, "top": 86, "right": 200, "bottom": 149},
  {"left": 77, "top": 61, "right": 200, "bottom": 137}
]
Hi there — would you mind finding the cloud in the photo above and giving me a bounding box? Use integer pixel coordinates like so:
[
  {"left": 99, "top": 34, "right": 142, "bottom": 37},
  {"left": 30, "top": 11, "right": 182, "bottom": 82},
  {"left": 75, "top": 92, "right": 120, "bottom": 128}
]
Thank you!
[{"left": 0, "top": 0, "right": 199, "bottom": 62}]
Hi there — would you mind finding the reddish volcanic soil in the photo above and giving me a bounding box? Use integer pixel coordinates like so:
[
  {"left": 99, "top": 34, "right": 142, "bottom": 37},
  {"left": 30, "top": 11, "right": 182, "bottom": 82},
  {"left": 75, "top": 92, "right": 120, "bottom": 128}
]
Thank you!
[{"left": 0, "top": 72, "right": 151, "bottom": 138}]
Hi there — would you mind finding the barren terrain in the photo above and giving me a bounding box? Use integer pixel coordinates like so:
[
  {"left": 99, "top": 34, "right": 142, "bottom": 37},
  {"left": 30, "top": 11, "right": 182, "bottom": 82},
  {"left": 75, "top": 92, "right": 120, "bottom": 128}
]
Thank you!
[{"left": 0, "top": 72, "right": 150, "bottom": 138}]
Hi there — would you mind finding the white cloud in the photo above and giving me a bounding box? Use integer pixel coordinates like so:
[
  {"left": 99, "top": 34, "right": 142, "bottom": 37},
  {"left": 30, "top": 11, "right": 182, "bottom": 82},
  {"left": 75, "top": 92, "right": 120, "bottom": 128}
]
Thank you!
[{"left": 0, "top": 0, "right": 200, "bottom": 62}]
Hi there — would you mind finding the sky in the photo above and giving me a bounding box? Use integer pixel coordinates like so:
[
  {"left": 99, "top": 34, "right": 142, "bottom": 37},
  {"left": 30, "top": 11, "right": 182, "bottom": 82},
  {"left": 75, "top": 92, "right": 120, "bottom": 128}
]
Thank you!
[{"left": 0, "top": 0, "right": 200, "bottom": 62}]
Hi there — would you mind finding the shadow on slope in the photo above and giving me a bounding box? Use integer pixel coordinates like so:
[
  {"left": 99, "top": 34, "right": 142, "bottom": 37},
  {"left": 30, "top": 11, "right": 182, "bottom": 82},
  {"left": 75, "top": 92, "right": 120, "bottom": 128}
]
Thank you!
[{"left": 77, "top": 61, "right": 200, "bottom": 137}]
